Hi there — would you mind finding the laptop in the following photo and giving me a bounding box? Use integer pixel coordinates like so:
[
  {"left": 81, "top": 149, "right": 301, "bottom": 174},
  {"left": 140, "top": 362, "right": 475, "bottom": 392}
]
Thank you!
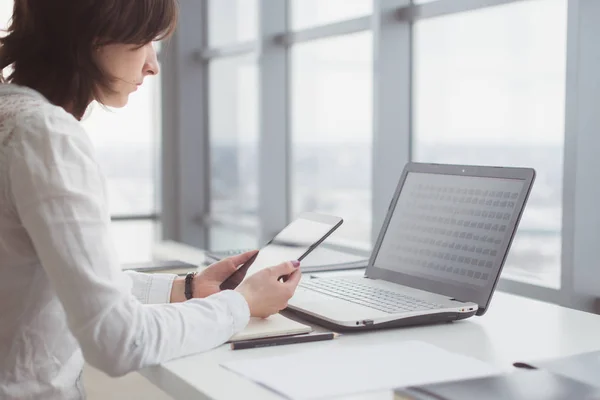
[{"left": 288, "top": 162, "right": 535, "bottom": 331}]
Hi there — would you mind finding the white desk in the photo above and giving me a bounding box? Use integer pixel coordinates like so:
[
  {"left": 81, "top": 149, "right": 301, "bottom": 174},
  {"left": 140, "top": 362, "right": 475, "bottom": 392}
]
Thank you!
[{"left": 143, "top": 242, "right": 600, "bottom": 399}]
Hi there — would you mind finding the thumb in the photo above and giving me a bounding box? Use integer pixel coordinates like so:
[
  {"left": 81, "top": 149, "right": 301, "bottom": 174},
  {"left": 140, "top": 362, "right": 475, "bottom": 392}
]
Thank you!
[
  {"left": 225, "top": 250, "right": 259, "bottom": 267},
  {"left": 208, "top": 259, "right": 239, "bottom": 281},
  {"left": 269, "top": 260, "right": 299, "bottom": 277},
  {"left": 283, "top": 268, "right": 302, "bottom": 288}
]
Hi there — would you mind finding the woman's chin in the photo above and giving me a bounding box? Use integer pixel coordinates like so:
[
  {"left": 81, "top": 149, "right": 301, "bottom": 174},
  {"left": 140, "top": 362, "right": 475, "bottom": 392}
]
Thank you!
[{"left": 103, "top": 95, "right": 129, "bottom": 108}]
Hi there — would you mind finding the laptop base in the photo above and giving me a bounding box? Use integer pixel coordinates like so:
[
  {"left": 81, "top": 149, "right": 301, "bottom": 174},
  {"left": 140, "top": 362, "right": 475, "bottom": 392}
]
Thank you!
[{"left": 287, "top": 308, "right": 477, "bottom": 332}]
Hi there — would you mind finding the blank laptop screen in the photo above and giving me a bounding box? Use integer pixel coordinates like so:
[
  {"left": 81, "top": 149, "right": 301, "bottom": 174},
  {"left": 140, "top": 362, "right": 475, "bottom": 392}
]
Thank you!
[{"left": 372, "top": 171, "right": 526, "bottom": 306}]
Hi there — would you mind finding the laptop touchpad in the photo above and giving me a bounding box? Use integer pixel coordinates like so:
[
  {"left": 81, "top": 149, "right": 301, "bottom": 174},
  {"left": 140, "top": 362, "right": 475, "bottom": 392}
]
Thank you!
[{"left": 290, "top": 288, "right": 388, "bottom": 321}]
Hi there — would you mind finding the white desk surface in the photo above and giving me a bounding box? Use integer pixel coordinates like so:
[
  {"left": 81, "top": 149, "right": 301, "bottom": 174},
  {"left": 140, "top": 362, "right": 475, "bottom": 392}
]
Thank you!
[{"left": 142, "top": 243, "right": 600, "bottom": 400}]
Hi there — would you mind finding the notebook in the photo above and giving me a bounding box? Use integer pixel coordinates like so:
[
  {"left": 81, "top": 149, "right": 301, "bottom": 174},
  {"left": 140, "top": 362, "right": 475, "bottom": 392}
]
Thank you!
[
  {"left": 394, "top": 370, "right": 600, "bottom": 400},
  {"left": 515, "top": 350, "right": 600, "bottom": 389},
  {"left": 229, "top": 313, "right": 312, "bottom": 342},
  {"left": 122, "top": 259, "right": 198, "bottom": 276}
]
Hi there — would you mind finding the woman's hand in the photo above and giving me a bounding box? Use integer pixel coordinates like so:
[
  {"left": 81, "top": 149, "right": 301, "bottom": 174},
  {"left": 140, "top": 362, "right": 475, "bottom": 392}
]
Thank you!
[
  {"left": 235, "top": 261, "right": 302, "bottom": 318},
  {"left": 170, "top": 250, "right": 258, "bottom": 302},
  {"left": 192, "top": 250, "right": 258, "bottom": 298}
]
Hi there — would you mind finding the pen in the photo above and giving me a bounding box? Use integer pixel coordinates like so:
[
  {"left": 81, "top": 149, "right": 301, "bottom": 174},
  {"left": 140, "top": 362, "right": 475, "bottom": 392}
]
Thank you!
[{"left": 230, "top": 332, "right": 340, "bottom": 351}]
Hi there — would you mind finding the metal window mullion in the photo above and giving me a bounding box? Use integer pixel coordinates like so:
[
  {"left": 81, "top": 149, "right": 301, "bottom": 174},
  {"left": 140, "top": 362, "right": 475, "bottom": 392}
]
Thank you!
[
  {"left": 559, "top": 0, "right": 580, "bottom": 304},
  {"left": 206, "top": 217, "right": 260, "bottom": 236},
  {"left": 566, "top": 0, "right": 600, "bottom": 300},
  {"left": 397, "top": 0, "right": 529, "bottom": 21},
  {"left": 159, "top": 18, "right": 179, "bottom": 243},
  {"left": 201, "top": 41, "right": 258, "bottom": 60},
  {"left": 278, "top": 16, "right": 371, "bottom": 45},
  {"left": 258, "top": 0, "right": 290, "bottom": 243},
  {"left": 152, "top": 45, "right": 164, "bottom": 245},
  {"left": 111, "top": 214, "right": 160, "bottom": 222},
  {"left": 160, "top": 0, "right": 210, "bottom": 248},
  {"left": 372, "top": 0, "right": 412, "bottom": 244}
]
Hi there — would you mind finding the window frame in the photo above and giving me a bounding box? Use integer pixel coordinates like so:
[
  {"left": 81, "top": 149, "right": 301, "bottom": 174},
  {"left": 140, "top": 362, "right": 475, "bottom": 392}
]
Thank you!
[{"left": 162, "top": 0, "right": 600, "bottom": 312}]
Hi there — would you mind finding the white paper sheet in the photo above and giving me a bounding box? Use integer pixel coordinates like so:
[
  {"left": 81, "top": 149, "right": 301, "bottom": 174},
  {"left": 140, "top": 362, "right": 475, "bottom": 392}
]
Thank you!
[{"left": 221, "top": 340, "right": 501, "bottom": 400}]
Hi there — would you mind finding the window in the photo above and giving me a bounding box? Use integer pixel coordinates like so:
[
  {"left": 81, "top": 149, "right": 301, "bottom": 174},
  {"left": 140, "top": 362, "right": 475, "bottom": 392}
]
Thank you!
[
  {"left": 108, "top": 220, "right": 158, "bottom": 264},
  {"left": 208, "top": 55, "right": 259, "bottom": 228},
  {"left": 291, "top": 32, "right": 373, "bottom": 245},
  {"left": 171, "top": 0, "right": 600, "bottom": 310},
  {"left": 208, "top": 0, "right": 258, "bottom": 47},
  {"left": 291, "top": 0, "right": 372, "bottom": 30},
  {"left": 82, "top": 74, "right": 162, "bottom": 263},
  {"left": 82, "top": 80, "right": 160, "bottom": 217},
  {"left": 209, "top": 226, "right": 259, "bottom": 251},
  {"left": 205, "top": 1, "right": 260, "bottom": 250},
  {"left": 0, "top": 1, "right": 9, "bottom": 26},
  {"left": 412, "top": 0, "right": 567, "bottom": 288}
]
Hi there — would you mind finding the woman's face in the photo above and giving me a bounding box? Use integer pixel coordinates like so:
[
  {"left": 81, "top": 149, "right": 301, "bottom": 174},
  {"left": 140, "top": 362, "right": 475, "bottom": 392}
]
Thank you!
[{"left": 93, "top": 42, "right": 159, "bottom": 107}]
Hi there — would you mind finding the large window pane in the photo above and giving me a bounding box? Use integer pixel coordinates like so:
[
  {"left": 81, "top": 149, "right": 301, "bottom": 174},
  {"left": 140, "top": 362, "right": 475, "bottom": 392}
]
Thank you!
[
  {"left": 291, "top": 0, "right": 372, "bottom": 31},
  {"left": 80, "top": 73, "right": 161, "bottom": 264},
  {"left": 209, "top": 56, "right": 259, "bottom": 228},
  {"left": 0, "top": 1, "right": 10, "bottom": 27},
  {"left": 209, "top": 226, "right": 259, "bottom": 252},
  {"left": 110, "top": 221, "right": 157, "bottom": 264},
  {"left": 291, "top": 32, "right": 373, "bottom": 245},
  {"left": 82, "top": 74, "right": 160, "bottom": 217},
  {"left": 413, "top": 0, "right": 567, "bottom": 288},
  {"left": 208, "top": 0, "right": 257, "bottom": 47}
]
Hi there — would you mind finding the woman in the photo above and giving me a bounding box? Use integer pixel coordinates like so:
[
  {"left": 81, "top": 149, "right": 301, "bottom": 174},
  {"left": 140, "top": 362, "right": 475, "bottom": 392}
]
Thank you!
[{"left": 0, "top": 1, "right": 301, "bottom": 399}]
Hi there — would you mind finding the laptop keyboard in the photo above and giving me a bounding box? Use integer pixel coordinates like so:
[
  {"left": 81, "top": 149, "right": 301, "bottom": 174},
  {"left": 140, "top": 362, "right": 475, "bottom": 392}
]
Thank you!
[{"left": 299, "top": 278, "right": 446, "bottom": 314}]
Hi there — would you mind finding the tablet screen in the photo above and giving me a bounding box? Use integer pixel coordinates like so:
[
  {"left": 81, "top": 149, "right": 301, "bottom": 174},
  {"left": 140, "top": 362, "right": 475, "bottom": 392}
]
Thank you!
[
  {"left": 219, "top": 213, "right": 342, "bottom": 289},
  {"left": 248, "top": 217, "right": 339, "bottom": 275}
]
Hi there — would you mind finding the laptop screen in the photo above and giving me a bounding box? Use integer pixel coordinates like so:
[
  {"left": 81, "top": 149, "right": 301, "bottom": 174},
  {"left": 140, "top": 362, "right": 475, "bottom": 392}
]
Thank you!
[{"left": 368, "top": 166, "right": 534, "bottom": 313}]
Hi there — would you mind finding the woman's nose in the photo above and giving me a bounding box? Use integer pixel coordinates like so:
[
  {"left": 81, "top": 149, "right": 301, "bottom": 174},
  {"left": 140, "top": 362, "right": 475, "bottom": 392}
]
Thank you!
[{"left": 144, "top": 44, "right": 160, "bottom": 76}]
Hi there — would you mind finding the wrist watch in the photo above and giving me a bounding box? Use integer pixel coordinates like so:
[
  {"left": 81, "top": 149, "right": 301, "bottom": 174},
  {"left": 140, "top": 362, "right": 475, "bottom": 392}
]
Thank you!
[{"left": 184, "top": 272, "right": 197, "bottom": 300}]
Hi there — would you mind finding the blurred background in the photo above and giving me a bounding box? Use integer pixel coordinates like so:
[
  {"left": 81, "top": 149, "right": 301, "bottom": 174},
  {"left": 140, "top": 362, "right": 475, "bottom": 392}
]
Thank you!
[{"left": 2, "top": 0, "right": 596, "bottom": 313}]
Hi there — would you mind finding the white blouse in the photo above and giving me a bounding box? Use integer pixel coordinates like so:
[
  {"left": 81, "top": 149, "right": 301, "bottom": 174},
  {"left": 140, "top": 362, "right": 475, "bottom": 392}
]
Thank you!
[{"left": 0, "top": 85, "right": 250, "bottom": 400}]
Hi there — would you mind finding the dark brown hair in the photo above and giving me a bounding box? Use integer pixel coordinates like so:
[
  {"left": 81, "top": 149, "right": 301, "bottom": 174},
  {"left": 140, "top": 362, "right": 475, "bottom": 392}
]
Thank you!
[{"left": 0, "top": 0, "right": 178, "bottom": 119}]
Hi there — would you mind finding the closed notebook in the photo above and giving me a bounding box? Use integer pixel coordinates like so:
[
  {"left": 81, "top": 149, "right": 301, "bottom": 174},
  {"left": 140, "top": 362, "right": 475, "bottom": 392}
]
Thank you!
[
  {"left": 522, "top": 350, "right": 600, "bottom": 389},
  {"left": 122, "top": 260, "right": 198, "bottom": 276},
  {"left": 229, "top": 314, "right": 312, "bottom": 342},
  {"left": 394, "top": 370, "right": 600, "bottom": 400}
]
